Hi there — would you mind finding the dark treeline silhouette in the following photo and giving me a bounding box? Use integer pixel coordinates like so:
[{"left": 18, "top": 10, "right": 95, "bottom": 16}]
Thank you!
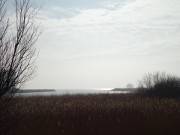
[{"left": 138, "top": 71, "right": 180, "bottom": 98}]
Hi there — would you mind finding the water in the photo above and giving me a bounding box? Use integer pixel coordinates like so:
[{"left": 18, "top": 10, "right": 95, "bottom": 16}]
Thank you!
[{"left": 15, "top": 88, "right": 131, "bottom": 96}]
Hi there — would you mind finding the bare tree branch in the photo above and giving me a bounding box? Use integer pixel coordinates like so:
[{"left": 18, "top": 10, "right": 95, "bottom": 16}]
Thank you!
[{"left": 0, "top": 0, "right": 41, "bottom": 97}]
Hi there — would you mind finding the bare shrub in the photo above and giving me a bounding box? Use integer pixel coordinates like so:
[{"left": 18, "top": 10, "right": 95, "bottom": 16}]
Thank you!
[{"left": 138, "top": 72, "right": 180, "bottom": 97}]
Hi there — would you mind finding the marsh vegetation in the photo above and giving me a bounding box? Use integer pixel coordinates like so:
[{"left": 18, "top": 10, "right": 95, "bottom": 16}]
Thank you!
[{"left": 1, "top": 94, "right": 180, "bottom": 135}]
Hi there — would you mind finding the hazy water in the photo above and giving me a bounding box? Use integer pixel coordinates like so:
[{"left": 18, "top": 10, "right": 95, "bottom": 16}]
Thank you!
[{"left": 15, "top": 88, "right": 131, "bottom": 96}]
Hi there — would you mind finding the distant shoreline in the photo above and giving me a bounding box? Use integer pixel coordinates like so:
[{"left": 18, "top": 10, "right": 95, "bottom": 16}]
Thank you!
[
  {"left": 16, "top": 88, "right": 136, "bottom": 95},
  {"left": 111, "top": 88, "right": 137, "bottom": 91},
  {"left": 17, "top": 89, "right": 56, "bottom": 93}
]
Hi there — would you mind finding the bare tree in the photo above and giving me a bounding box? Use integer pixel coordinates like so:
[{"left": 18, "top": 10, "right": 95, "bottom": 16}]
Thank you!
[
  {"left": 138, "top": 71, "right": 180, "bottom": 97},
  {"left": 0, "top": 0, "right": 41, "bottom": 98},
  {"left": 126, "top": 83, "right": 134, "bottom": 89},
  {"left": 0, "top": 0, "right": 41, "bottom": 133}
]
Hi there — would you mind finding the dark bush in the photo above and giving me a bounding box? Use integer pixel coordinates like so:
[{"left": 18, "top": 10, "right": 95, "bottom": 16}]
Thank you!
[{"left": 138, "top": 72, "right": 180, "bottom": 97}]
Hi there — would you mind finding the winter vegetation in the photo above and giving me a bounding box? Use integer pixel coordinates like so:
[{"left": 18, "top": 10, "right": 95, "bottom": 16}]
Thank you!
[
  {"left": 138, "top": 72, "right": 180, "bottom": 98},
  {"left": 1, "top": 94, "right": 180, "bottom": 135},
  {"left": 0, "top": 0, "right": 40, "bottom": 98}
]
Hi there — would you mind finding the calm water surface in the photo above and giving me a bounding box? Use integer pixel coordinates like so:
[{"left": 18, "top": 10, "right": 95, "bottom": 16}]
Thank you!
[{"left": 16, "top": 88, "right": 131, "bottom": 96}]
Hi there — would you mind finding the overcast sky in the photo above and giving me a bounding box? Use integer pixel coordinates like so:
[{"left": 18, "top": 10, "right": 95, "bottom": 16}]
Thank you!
[{"left": 23, "top": 0, "right": 180, "bottom": 89}]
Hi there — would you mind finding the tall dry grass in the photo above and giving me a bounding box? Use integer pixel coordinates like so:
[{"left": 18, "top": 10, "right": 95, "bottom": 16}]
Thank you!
[{"left": 1, "top": 94, "right": 180, "bottom": 135}]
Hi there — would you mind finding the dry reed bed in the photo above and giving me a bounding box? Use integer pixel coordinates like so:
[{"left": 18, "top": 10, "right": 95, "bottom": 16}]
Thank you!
[{"left": 2, "top": 94, "right": 180, "bottom": 135}]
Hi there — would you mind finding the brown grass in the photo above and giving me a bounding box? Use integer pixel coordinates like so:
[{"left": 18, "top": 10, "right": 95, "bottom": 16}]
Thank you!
[{"left": 1, "top": 94, "right": 180, "bottom": 135}]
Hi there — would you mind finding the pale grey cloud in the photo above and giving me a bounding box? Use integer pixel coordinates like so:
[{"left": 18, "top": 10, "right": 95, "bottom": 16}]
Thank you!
[{"left": 26, "top": 0, "right": 180, "bottom": 89}]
